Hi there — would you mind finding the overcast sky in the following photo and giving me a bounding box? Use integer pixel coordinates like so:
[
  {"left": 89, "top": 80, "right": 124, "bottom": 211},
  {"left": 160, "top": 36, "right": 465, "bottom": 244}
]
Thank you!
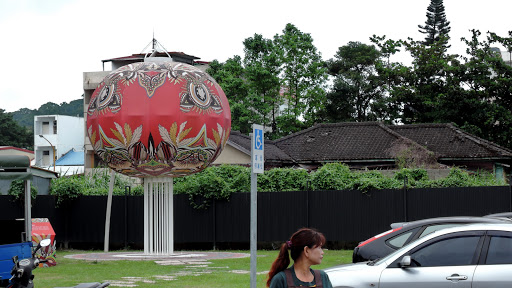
[{"left": 0, "top": 0, "right": 510, "bottom": 113}]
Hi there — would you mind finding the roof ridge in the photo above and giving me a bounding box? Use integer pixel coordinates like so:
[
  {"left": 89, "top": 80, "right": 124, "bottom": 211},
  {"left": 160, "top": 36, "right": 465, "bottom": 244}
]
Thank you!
[
  {"left": 380, "top": 123, "right": 435, "bottom": 155},
  {"left": 274, "top": 122, "right": 383, "bottom": 143},
  {"left": 446, "top": 124, "right": 512, "bottom": 155},
  {"left": 391, "top": 123, "right": 451, "bottom": 129}
]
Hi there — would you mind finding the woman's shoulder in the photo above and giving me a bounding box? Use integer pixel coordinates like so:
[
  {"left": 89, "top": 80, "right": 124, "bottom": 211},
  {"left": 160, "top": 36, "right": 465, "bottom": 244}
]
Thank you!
[{"left": 269, "top": 270, "right": 287, "bottom": 288}]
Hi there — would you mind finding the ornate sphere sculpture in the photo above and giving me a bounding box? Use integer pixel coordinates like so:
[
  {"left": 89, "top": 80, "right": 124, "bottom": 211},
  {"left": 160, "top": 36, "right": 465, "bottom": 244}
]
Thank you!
[{"left": 86, "top": 61, "right": 231, "bottom": 178}]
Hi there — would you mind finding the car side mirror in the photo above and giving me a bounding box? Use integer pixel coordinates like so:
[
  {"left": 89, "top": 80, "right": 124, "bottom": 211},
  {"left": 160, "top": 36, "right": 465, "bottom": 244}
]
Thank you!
[{"left": 400, "top": 255, "right": 411, "bottom": 268}]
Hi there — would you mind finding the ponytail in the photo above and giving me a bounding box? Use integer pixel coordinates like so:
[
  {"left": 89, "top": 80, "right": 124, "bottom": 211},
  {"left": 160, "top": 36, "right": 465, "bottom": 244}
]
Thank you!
[{"left": 266, "top": 243, "right": 290, "bottom": 287}]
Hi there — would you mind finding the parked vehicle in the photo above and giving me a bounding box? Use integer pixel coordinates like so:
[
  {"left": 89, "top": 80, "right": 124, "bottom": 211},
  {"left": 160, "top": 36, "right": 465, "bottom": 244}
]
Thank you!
[
  {"left": 485, "top": 212, "right": 512, "bottom": 219},
  {"left": 7, "top": 239, "right": 109, "bottom": 288},
  {"left": 352, "top": 216, "right": 512, "bottom": 262},
  {"left": 326, "top": 223, "right": 512, "bottom": 288},
  {"left": 7, "top": 239, "right": 51, "bottom": 288},
  {"left": 0, "top": 242, "right": 32, "bottom": 287}
]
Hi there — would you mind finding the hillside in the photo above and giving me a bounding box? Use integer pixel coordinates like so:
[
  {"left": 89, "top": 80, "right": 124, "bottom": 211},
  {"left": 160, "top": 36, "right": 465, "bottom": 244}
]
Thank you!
[{"left": 12, "top": 98, "right": 83, "bottom": 128}]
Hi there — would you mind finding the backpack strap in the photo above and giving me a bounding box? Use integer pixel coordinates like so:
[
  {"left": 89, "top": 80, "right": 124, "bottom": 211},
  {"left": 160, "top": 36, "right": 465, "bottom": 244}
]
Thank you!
[
  {"left": 284, "top": 268, "right": 322, "bottom": 287},
  {"left": 284, "top": 269, "right": 295, "bottom": 287},
  {"left": 313, "top": 270, "right": 323, "bottom": 287}
]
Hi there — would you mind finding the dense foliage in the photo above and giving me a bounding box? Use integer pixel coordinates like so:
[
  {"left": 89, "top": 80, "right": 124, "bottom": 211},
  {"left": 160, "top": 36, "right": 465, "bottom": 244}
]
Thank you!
[
  {"left": 8, "top": 180, "right": 37, "bottom": 203},
  {"left": 12, "top": 99, "right": 83, "bottom": 129},
  {"left": 50, "top": 169, "right": 141, "bottom": 206},
  {"left": 0, "top": 109, "right": 33, "bottom": 149},
  {"left": 207, "top": 23, "right": 327, "bottom": 139},
  {"left": 49, "top": 164, "right": 506, "bottom": 209}
]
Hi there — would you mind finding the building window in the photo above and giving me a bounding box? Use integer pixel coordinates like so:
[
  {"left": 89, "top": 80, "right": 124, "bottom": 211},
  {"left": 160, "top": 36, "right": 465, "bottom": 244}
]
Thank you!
[
  {"left": 42, "top": 122, "right": 50, "bottom": 134},
  {"left": 43, "top": 151, "right": 49, "bottom": 156}
]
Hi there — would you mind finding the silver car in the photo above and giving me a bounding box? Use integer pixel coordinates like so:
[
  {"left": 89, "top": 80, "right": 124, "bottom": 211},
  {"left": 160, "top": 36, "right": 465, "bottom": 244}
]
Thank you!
[{"left": 325, "top": 223, "right": 512, "bottom": 288}]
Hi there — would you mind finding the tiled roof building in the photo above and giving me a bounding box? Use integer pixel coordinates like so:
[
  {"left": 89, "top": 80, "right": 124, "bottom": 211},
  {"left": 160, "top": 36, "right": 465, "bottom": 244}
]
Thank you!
[{"left": 227, "top": 122, "right": 512, "bottom": 174}]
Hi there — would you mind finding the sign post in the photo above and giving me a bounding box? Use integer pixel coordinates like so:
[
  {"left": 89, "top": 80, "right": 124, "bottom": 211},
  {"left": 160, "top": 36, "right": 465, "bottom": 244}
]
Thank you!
[{"left": 250, "top": 124, "right": 264, "bottom": 288}]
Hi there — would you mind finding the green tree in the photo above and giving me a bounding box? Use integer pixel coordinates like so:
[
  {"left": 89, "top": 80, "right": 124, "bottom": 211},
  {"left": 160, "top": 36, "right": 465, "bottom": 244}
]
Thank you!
[
  {"left": 38, "top": 102, "right": 61, "bottom": 115},
  {"left": 325, "top": 41, "right": 385, "bottom": 122},
  {"left": 0, "top": 109, "right": 33, "bottom": 149},
  {"left": 243, "top": 34, "right": 282, "bottom": 135},
  {"left": 396, "top": 36, "right": 457, "bottom": 123},
  {"left": 418, "top": 0, "right": 451, "bottom": 49},
  {"left": 369, "top": 35, "right": 406, "bottom": 122},
  {"left": 207, "top": 57, "right": 253, "bottom": 134},
  {"left": 273, "top": 23, "right": 327, "bottom": 136},
  {"left": 456, "top": 30, "right": 512, "bottom": 149}
]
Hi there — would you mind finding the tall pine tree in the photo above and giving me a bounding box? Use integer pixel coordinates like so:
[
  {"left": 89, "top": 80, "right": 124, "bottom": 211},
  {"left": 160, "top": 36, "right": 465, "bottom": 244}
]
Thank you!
[{"left": 418, "top": 0, "right": 451, "bottom": 49}]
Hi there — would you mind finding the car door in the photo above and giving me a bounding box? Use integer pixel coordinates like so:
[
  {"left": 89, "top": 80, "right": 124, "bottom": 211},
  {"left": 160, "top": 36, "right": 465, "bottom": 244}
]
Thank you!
[
  {"left": 472, "top": 231, "right": 512, "bottom": 288},
  {"left": 379, "top": 231, "right": 484, "bottom": 288}
]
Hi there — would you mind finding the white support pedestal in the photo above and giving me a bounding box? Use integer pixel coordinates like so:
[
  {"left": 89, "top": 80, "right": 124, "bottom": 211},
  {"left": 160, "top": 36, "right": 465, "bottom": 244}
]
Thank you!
[{"left": 143, "top": 177, "right": 174, "bottom": 255}]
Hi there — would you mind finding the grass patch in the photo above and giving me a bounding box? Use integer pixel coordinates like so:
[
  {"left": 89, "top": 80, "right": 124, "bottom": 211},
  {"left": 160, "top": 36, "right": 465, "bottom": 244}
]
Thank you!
[{"left": 33, "top": 249, "right": 352, "bottom": 287}]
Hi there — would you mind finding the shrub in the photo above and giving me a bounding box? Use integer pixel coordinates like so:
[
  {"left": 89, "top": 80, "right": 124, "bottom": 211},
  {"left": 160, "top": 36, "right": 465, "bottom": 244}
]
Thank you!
[
  {"left": 50, "top": 175, "right": 84, "bottom": 206},
  {"left": 310, "top": 163, "right": 352, "bottom": 190},
  {"left": 258, "top": 168, "right": 309, "bottom": 192},
  {"left": 174, "top": 167, "right": 232, "bottom": 209},
  {"left": 46, "top": 165, "right": 506, "bottom": 209},
  {"left": 8, "top": 180, "right": 37, "bottom": 203},
  {"left": 349, "top": 171, "right": 402, "bottom": 192}
]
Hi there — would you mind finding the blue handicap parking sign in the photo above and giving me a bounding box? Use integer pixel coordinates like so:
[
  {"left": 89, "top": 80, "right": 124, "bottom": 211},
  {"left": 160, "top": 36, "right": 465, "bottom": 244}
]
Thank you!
[{"left": 254, "top": 129, "right": 263, "bottom": 150}]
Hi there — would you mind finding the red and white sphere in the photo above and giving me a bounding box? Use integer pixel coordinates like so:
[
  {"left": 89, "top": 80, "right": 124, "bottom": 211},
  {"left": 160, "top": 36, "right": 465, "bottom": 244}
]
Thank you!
[{"left": 86, "top": 61, "right": 231, "bottom": 177}]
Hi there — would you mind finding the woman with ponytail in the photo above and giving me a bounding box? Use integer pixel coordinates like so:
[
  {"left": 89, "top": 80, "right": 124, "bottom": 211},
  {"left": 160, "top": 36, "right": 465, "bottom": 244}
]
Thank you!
[{"left": 267, "top": 228, "right": 332, "bottom": 288}]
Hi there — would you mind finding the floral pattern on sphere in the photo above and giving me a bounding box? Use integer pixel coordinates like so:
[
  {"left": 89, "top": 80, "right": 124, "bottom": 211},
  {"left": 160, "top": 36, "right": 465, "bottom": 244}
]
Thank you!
[{"left": 87, "top": 61, "right": 231, "bottom": 178}]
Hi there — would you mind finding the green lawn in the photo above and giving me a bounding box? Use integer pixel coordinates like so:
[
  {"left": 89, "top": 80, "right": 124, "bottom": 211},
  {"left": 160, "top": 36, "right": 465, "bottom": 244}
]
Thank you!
[{"left": 34, "top": 249, "right": 353, "bottom": 287}]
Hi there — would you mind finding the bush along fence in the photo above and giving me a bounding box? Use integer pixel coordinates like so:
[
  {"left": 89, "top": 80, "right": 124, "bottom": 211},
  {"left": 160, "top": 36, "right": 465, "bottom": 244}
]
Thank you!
[
  {"left": 1, "top": 184, "right": 511, "bottom": 250},
  {"left": 27, "top": 164, "right": 506, "bottom": 211}
]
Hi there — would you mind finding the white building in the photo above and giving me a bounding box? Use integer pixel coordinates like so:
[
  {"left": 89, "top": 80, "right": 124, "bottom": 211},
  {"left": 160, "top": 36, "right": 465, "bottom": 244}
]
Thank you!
[{"left": 34, "top": 115, "right": 84, "bottom": 170}]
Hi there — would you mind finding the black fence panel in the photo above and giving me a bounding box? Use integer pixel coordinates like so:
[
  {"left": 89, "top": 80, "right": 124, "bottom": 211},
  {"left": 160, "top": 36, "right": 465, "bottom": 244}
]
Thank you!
[
  {"left": 0, "top": 185, "right": 510, "bottom": 249},
  {"left": 0, "top": 196, "right": 24, "bottom": 221},
  {"left": 174, "top": 194, "right": 213, "bottom": 243},
  {"left": 258, "top": 191, "right": 308, "bottom": 242},
  {"left": 406, "top": 186, "right": 511, "bottom": 221},
  {"left": 214, "top": 193, "right": 250, "bottom": 242},
  {"left": 309, "top": 189, "right": 405, "bottom": 244}
]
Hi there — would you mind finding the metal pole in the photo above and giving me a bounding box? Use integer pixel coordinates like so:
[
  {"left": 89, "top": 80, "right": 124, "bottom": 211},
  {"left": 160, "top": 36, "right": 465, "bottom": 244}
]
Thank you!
[
  {"left": 144, "top": 178, "right": 148, "bottom": 254},
  {"left": 250, "top": 124, "right": 263, "bottom": 288},
  {"left": 403, "top": 176, "right": 408, "bottom": 222},
  {"left": 213, "top": 199, "right": 216, "bottom": 250},
  {"left": 24, "top": 179, "right": 31, "bottom": 242},
  {"left": 104, "top": 170, "right": 115, "bottom": 252},
  {"left": 169, "top": 180, "right": 174, "bottom": 255},
  {"left": 124, "top": 186, "right": 130, "bottom": 250},
  {"left": 250, "top": 171, "right": 257, "bottom": 288}
]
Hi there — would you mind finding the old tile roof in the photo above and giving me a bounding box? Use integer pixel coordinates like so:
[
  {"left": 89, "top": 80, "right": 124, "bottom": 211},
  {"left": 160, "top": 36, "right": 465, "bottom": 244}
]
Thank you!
[
  {"left": 227, "top": 131, "right": 294, "bottom": 163},
  {"left": 273, "top": 122, "right": 414, "bottom": 162},
  {"left": 389, "top": 123, "right": 512, "bottom": 159},
  {"left": 227, "top": 122, "right": 512, "bottom": 166}
]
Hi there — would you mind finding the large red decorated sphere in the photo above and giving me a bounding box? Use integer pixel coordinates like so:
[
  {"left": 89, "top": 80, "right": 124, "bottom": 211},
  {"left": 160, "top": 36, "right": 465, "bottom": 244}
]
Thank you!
[{"left": 86, "top": 61, "right": 231, "bottom": 177}]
